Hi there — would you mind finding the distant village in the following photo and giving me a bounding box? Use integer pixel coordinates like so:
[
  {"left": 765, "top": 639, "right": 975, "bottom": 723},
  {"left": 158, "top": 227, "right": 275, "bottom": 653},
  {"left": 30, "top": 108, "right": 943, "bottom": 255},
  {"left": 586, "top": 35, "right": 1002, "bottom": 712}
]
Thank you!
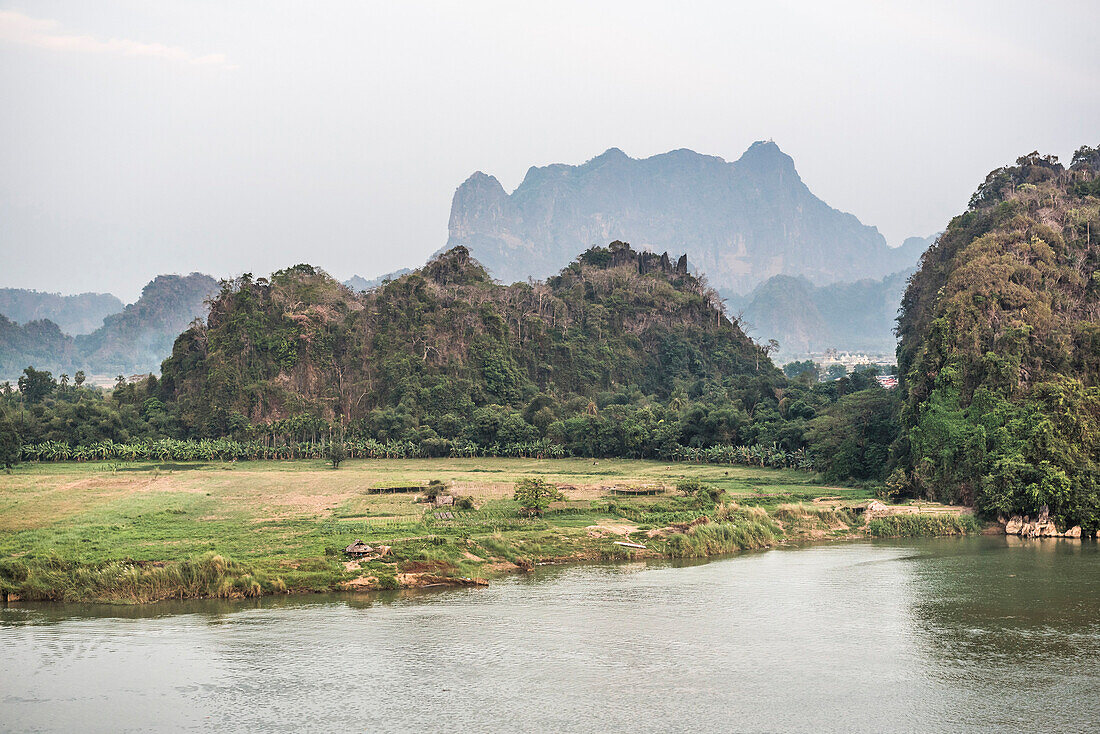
[
  {"left": 815, "top": 347, "right": 896, "bottom": 371},
  {"left": 783, "top": 348, "right": 899, "bottom": 388}
]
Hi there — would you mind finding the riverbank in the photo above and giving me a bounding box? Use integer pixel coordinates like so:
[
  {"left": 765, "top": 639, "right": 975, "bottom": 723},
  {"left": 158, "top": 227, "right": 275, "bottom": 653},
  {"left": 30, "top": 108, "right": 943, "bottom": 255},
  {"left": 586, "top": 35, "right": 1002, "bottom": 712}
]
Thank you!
[{"left": 0, "top": 458, "right": 980, "bottom": 603}]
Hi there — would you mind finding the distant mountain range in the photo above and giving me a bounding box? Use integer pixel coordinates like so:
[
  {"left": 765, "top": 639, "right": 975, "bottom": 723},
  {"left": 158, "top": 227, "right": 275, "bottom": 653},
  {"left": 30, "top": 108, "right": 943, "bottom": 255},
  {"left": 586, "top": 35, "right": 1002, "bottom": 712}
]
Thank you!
[
  {"left": 731, "top": 269, "right": 913, "bottom": 358},
  {"left": 0, "top": 273, "right": 218, "bottom": 379},
  {"left": 0, "top": 289, "right": 123, "bottom": 335},
  {"left": 730, "top": 233, "right": 937, "bottom": 358},
  {"left": 447, "top": 141, "right": 924, "bottom": 292}
]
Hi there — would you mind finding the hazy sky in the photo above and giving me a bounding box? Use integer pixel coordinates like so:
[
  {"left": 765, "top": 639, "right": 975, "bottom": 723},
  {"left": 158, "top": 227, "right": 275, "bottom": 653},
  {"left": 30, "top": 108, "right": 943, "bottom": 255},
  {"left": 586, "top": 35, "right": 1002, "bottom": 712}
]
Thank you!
[{"left": 1, "top": 1, "right": 1097, "bottom": 301}]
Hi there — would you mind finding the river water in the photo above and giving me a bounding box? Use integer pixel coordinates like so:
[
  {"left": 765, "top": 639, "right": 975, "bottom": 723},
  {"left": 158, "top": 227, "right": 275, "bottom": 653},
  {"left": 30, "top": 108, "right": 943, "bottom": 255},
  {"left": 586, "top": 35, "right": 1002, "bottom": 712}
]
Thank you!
[{"left": 2, "top": 537, "right": 1098, "bottom": 733}]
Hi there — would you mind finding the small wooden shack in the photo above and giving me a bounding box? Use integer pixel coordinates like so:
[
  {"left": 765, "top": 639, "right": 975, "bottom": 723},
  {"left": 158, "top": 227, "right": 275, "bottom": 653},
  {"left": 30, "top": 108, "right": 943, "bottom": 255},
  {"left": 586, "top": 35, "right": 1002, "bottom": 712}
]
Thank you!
[
  {"left": 608, "top": 484, "right": 663, "bottom": 496},
  {"left": 344, "top": 540, "right": 391, "bottom": 559}
]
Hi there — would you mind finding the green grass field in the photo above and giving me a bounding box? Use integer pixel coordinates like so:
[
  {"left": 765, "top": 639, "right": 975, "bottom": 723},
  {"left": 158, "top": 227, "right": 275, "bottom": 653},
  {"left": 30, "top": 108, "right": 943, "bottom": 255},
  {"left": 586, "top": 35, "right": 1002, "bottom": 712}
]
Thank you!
[{"left": 0, "top": 458, "right": 971, "bottom": 603}]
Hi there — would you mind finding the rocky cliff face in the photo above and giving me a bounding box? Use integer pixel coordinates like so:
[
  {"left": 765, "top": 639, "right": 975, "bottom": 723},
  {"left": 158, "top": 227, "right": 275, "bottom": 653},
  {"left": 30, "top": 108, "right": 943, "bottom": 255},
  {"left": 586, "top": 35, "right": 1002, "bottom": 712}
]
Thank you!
[{"left": 447, "top": 142, "right": 920, "bottom": 292}]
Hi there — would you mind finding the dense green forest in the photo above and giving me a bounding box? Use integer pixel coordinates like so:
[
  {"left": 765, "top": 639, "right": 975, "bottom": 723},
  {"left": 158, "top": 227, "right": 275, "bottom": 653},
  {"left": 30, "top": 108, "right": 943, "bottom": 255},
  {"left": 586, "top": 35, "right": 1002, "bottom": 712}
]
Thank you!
[
  {"left": 895, "top": 146, "right": 1100, "bottom": 530},
  {"left": 1, "top": 243, "right": 894, "bottom": 473}
]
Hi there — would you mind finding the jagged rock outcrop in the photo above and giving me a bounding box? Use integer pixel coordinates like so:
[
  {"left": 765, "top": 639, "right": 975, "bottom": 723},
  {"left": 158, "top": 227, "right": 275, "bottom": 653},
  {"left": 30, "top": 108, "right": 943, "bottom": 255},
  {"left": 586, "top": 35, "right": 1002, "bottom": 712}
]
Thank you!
[
  {"left": 344, "top": 269, "right": 412, "bottom": 292},
  {"left": 1003, "top": 506, "right": 1084, "bottom": 538},
  {"left": 447, "top": 142, "right": 921, "bottom": 292}
]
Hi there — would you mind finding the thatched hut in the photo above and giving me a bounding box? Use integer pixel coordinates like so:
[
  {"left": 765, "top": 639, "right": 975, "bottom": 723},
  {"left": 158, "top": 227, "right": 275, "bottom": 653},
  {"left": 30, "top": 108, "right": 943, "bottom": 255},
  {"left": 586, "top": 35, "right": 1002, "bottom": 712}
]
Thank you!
[{"left": 344, "top": 539, "right": 373, "bottom": 557}]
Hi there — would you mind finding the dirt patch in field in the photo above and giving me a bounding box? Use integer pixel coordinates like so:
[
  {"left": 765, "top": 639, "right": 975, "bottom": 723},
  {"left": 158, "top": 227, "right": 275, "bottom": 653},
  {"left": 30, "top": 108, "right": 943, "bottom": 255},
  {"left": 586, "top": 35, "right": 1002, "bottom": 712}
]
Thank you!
[
  {"left": 340, "top": 575, "right": 378, "bottom": 590},
  {"left": 585, "top": 519, "right": 640, "bottom": 538},
  {"left": 398, "top": 559, "right": 455, "bottom": 574}
]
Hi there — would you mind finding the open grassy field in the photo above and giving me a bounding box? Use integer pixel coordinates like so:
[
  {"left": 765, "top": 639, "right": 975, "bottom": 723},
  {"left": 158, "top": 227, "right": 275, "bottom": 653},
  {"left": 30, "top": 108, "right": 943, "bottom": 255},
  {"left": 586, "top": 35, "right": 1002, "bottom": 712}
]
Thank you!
[{"left": 0, "top": 458, "right": 976, "bottom": 603}]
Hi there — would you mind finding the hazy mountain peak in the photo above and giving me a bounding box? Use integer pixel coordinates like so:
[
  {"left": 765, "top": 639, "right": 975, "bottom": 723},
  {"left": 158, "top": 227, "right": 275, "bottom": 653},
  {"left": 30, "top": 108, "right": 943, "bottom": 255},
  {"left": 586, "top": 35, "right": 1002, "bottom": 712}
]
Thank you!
[
  {"left": 446, "top": 142, "right": 918, "bottom": 290},
  {"left": 735, "top": 140, "right": 797, "bottom": 174},
  {"left": 590, "top": 147, "right": 630, "bottom": 163}
]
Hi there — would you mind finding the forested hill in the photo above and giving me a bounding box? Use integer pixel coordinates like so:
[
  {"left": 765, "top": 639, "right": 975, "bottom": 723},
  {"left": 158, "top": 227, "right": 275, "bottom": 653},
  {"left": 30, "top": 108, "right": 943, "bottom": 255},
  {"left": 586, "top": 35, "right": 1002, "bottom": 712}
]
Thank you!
[
  {"left": 896, "top": 146, "right": 1100, "bottom": 530},
  {"left": 161, "top": 242, "right": 779, "bottom": 439},
  {"left": 74, "top": 273, "right": 218, "bottom": 375}
]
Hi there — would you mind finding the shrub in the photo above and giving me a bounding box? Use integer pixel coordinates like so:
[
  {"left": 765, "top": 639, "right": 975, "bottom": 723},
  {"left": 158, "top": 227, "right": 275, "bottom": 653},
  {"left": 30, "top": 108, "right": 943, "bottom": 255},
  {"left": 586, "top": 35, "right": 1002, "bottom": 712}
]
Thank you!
[
  {"left": 676, "top": 477, "right": 721, "bottom": 503},
  {"left": 423, "top": 480, "right": 449, "bottom": 501}
]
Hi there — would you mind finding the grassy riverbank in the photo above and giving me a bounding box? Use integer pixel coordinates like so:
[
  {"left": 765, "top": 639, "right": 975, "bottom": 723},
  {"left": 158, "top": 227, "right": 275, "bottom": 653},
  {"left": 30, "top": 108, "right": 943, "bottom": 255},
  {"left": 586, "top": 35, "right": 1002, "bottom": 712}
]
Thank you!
[{"left": 0, "top": 459, "right": 977, "bottom": 603}]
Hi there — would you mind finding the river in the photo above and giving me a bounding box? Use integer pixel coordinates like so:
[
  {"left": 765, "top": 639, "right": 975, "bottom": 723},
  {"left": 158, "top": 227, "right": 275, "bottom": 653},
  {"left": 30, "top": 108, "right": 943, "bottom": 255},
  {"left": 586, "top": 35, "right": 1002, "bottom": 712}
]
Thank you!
[{"left": 2, "top": 537, "right": 1098, "bottom": 733}]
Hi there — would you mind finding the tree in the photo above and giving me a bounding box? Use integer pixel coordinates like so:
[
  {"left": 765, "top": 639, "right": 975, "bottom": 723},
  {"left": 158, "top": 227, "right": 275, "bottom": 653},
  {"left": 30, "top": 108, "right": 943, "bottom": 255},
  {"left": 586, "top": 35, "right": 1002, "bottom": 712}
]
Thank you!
[
  {"left": 513, "top": 477, "right": 564, "bottom": 516},
  {"left": 18, "top": 367, "right": 56, "bottom": 404},
  {"left": 757, "top": 339, "right": 780, "bottom": 371},
  {"left": 74, "top": 371, "right": 86, "bottom": 387},
  {"left": 0, "top": 415, "right": 20, "bottom": 469},
  {"left": 327, "top": 440, "right": 347, "bottom": 469},
  {"left": 782, "top": 360, "right": 818, "bottom": 382},
  {"left": 805, "top": 388, "right": 900, "bottom": 482},
  {"left": 824, "top": 364, "right": 847, "bottom": 381}
]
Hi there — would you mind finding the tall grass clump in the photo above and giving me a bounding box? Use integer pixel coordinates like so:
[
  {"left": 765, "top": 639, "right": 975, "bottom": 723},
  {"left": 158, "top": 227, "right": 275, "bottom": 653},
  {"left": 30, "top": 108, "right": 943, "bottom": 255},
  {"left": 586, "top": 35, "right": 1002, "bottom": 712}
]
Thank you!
[
  {"left": 0, "top": 552, "right": 290, "bottom": 603},
  {"left": 665, "top": 519, "right": 779, "bottom": 558},
  {"left": 865, "top": 514, "right": 980, "bottom": 538},
  {"left": 773, "top": 503, "right": 855, "bottom": 530}
]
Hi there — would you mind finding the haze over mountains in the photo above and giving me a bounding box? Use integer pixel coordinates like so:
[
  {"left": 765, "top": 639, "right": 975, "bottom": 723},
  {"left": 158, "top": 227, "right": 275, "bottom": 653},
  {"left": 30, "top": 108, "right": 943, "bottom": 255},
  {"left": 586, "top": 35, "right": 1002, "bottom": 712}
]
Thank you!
[
  {"left": 0, "top": 290, "right": 123, "bottom": 336},
  {"left": 447, "top": 141, "right": 925, "bottom": 293},
  {"left": 1, "top": 141, "right": 937, "bottom": 377},
  {"left": 0, "top": 274, "right": 218, "bottom": 379},
  {"left": 732, "top": 234, "right": 938, "bottom": 355}
]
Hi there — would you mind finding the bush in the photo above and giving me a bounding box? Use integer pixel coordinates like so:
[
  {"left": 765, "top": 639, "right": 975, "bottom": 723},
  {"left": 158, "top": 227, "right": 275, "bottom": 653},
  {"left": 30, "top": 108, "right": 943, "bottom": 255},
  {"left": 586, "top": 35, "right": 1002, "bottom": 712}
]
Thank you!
[
  {"left": 423, "top": 480, "right": 449, "bottom": 501},
  {"left": 676, "top": 477, "right": 722, "bottom": 503}
]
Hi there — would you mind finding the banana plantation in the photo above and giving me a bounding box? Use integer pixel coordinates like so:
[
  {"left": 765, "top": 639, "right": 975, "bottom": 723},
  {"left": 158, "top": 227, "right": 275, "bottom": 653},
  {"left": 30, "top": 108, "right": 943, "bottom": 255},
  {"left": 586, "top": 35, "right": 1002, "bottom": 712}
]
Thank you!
[{"left": 19, "top": 437, "right": 817, "bottom": 471}]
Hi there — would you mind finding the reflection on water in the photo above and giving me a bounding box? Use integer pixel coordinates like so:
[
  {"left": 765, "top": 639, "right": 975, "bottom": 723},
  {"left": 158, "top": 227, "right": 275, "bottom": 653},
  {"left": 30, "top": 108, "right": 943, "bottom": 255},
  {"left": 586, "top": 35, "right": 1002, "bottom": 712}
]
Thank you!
[{"left": 1, "top": 538, "right": 1097, "bottom": 733}]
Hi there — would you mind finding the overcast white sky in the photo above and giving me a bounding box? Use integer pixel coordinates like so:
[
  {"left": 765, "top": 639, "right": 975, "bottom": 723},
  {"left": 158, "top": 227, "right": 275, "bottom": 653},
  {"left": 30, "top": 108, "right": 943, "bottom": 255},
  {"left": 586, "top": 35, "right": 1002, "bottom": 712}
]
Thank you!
[{"left": 1, "top": 1, "right": 1097, "bottom": 301}]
